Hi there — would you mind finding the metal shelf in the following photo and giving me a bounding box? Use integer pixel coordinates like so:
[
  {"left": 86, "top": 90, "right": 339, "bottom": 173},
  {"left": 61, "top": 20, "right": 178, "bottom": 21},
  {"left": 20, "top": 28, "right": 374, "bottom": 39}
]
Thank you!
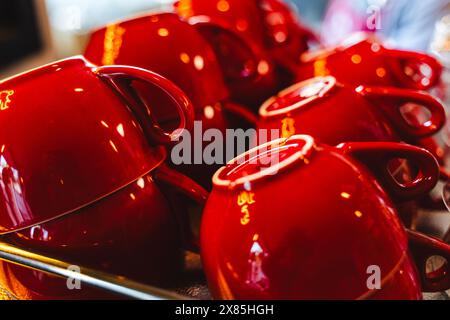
[{"left": 0, "top": 241, "right": 192, "bottom": 300}]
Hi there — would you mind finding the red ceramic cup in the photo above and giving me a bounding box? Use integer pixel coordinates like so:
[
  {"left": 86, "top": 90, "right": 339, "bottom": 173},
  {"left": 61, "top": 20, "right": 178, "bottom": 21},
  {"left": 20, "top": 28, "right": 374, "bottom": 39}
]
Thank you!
[
  {"left": 184, "top": 15, "right": 282, "bottom": 110},
  {"left": 257, "top": 76, "right": 446, "bottom": 223},
  {"left": 175, "top": 0, "right": 319, "bottom": 85},
  {"left": 297, "top": 34, "right": 446, "bottom": 170},
  {"left": 0, "top": 56, "right": 207, "bottom": 299},
  {"left": 296, "top": 33, "right": 443, "bottom": 91},
  {"left": 0, "top": 164, "right": 207, "bottom": 300},
  {"left": 258, "top": 76, "right": 445, "bottom": 146},
  {"left": 0, "top": 56, "right": 197, "bottom": 232},
  {"left": 85, "top": 12, "right": 259, "bottom": 189},
  {"left": 201, "top": 135, "right": 449, "bottom": 299}
]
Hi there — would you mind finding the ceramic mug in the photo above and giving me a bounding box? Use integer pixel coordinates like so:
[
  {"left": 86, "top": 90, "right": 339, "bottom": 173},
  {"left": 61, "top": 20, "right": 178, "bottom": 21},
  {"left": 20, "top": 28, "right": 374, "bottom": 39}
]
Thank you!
[
  {"left": 0, "top": 56, "right": 207, "bottom": 299},
  {"left": 175, "top": 0, "right": 319, "bottom": 86},
  {"left": 85, "top": 13, "right": 259, "bottom": 189},
  {"left": 297, "top": 34, "right": 443, "bottom": 90},
  {"left": 257, "top": 76, "right": 447, "bottom": 222},
  {"left": 296, "top": 34, "right": 446, "bottom": 169},
  {"left": 201, "top": 135, "right": 449, "bottom": 299},
  {"left": 258, "top": 76, "right": 446, "bottom": 148},
  {"left": 183, "top": 15, "right": 282, "bottom": 110}
]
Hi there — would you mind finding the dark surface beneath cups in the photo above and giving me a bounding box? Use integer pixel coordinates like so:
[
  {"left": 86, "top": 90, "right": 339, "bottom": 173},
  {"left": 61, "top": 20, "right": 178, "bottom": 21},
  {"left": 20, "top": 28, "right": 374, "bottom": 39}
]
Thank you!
[
  {"left": 1, "top": 204, "right": 450, "bottom": 301},
  {"left": 0, "top": 250, "right": 448, "bottom": 300}
]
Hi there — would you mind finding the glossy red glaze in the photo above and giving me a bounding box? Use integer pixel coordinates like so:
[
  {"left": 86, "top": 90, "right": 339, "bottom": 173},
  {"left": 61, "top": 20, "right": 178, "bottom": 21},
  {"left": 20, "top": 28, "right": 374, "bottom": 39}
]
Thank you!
[
  {"left": 257, "top": 77, "right": 445, "bottom": 224},
  {"left": 296, "top": 34, "right": 443, "bottom": 91},
  {"left": 0, "top": 56, "right": 209, "bottom": 299},
  {"left": 84, "top": 13, "right": 258, "bottom": 189},
  {"left": 258, "top": 76, "right": 445, "bottom": 148},
  {"left": 0, "top": 56, "right": 193, "bottom": 233},
  {"left": 186, "top": 16, "right": 281, "bottom": 110},
  {"left": 0, "top": 171, "right": 183, "bottom": 300},
  {"left": 175, "top": 0, "right": 311, "bottom": 109},
  {"left": 201, "top": 136, "right": 447, "bottom": 299},
  {"left": 175, "top": 0, "right": 318, "bottom": 83},
  {"left": 368, "top": 254, "right": 422, "bottom": 300},
  {"left": 85, "top": 13, "right": 228, "bottom": 120},
  {"left": 296, "top": 34, "right": 446, "bottom": 168}
]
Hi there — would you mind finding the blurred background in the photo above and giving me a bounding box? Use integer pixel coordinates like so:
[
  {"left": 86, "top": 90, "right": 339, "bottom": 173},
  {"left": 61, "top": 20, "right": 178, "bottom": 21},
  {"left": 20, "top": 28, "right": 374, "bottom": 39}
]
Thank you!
[{"left": 0, "top": 0, "right": 449, "bottom": 78}]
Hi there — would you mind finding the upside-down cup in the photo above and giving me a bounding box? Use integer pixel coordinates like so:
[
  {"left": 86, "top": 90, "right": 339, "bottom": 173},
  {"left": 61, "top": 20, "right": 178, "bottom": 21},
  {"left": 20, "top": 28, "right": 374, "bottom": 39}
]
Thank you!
[
  {"left": 175, "top": 0, "right": 318, "bottom": 108},
  {"left": 0, "top": 57, "right": 207, "bottom": 299},
  {"left": 297, "top": 34, "right": 446, "bottom": 168},
  {"left": 258, "top": 76, "right": 445, "bottom": 150},
  {"left": 175, "top": 0, "right": 319, "bottom": 78},
  {"left": 297, "top": 33, "right": 443, "bottom": 91},
  {"left": 260, "top": 76, "right": 447, "bottom": 211},
  {"left": 85, "top": 12, "right": 259, "bottom": 189},
  {"left": 257, "top": 76, "right": 446, "bottom": 225},
  {"left": 201, "top": 135, "right": 450, "bottom": 299}
]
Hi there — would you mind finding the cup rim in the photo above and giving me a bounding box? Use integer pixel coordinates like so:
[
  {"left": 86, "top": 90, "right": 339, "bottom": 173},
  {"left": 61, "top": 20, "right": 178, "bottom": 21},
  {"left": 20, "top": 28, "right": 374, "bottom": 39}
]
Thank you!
[
  {"left": 259, "top": 76, "right": 336, "bottom": 118},
  {"left": 299, "top": 32, "right": 381, "bottom": 63},
  {"left": 0, "top": 56, "right": 93, "bottom": 88},
  {"left": 212, "top": 135, "right": 315, "bottom": 188}
]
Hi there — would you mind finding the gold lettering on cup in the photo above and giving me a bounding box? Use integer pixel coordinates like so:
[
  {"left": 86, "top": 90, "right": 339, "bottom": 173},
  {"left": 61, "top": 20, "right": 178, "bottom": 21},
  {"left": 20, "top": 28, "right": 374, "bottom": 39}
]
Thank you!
[
  {"left": 281, "top": 117, "right": 296, "bottom": 138},
  {"left": 0, "top": 90, "right": 14, "bottom": 111},
  {"left": 237, "top": 191, "right": 256, "bottom": 225},
  {"left": 102, "top": 24, "right": 126, "bottom": 65}
]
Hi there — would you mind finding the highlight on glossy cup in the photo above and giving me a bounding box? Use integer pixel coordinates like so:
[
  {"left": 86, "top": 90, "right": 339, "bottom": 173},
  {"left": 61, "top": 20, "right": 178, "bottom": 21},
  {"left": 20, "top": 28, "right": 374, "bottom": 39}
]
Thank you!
[
  {"left": 185, "top": 15, "right": 281, "bottom": 109},
  {"left": 0, "top": 56, "right": 196, "bottom": 233},
  {"left": 201, "top": 135, "right": 447, "bottom": 299},
  {"left": 84, "top": 12, "right": 259, "bottom": 189},
  {"left": 0, "top": 56, "right": 208, "bottom": 299},
  {"left": 297, "top": 34, "right": 443, "bottom": 91},
  {"left": 257, "top": 76, "right": 446, "bottom": 192},
  {"left": 257, "top": 76, "right": 445, "bottom": 224},
  {"left": 174, "top": 0, "right": 320, "bottom": 81},
  {"left": 259, "top": 76, "right": 446, "bottom": 143}
]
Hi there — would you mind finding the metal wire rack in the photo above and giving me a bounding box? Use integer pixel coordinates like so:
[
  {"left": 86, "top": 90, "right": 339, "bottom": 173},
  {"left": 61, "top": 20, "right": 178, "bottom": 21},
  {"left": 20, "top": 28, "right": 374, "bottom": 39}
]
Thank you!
[{"left": 0, "top": 240, "right": 203, "bottom": 300}]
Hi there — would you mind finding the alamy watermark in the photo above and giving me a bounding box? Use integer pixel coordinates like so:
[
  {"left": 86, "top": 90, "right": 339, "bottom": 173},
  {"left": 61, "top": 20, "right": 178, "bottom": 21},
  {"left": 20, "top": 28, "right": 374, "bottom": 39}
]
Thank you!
[
  {"left": 66, "top": 265, "right": 82, "bottom": 290},
  {"left": 170, "top": 122, "right": 282, "bottom": 172},
  {"left": 367, "top": 265, "right": 382, "bottom": 290},
  {"left": 366, "top": 0, "right": 385, "bottom": 30}
]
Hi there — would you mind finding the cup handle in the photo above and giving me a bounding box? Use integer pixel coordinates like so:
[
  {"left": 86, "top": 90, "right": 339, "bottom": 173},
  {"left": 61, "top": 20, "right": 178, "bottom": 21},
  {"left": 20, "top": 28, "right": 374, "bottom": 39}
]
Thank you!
[
  {"left": 187, "top": 16, "right": 263, "bottom": 82},
  {"left": 357, "top": 85, "right": 446, "bottom": 139},
  {"left": 407, "top": 230, "right": 450, "bottom": 292},
  {"left": 94, "top": 65, "right": 195, "bottom": 145},
  {"left": 417, "top": 137, "right": 450, "bottom": 184},
  {"left": 221, "top": 102, "right": 259, "bottom": 127},
  {"left": 384, "top": 49, "right": 443, "bottom": 90},
  {"left": 338, "top": 142, "right": 439, "bottom": 201},
  {"left": 154, "top": 164, "right": 209, "bottom": 252}
]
